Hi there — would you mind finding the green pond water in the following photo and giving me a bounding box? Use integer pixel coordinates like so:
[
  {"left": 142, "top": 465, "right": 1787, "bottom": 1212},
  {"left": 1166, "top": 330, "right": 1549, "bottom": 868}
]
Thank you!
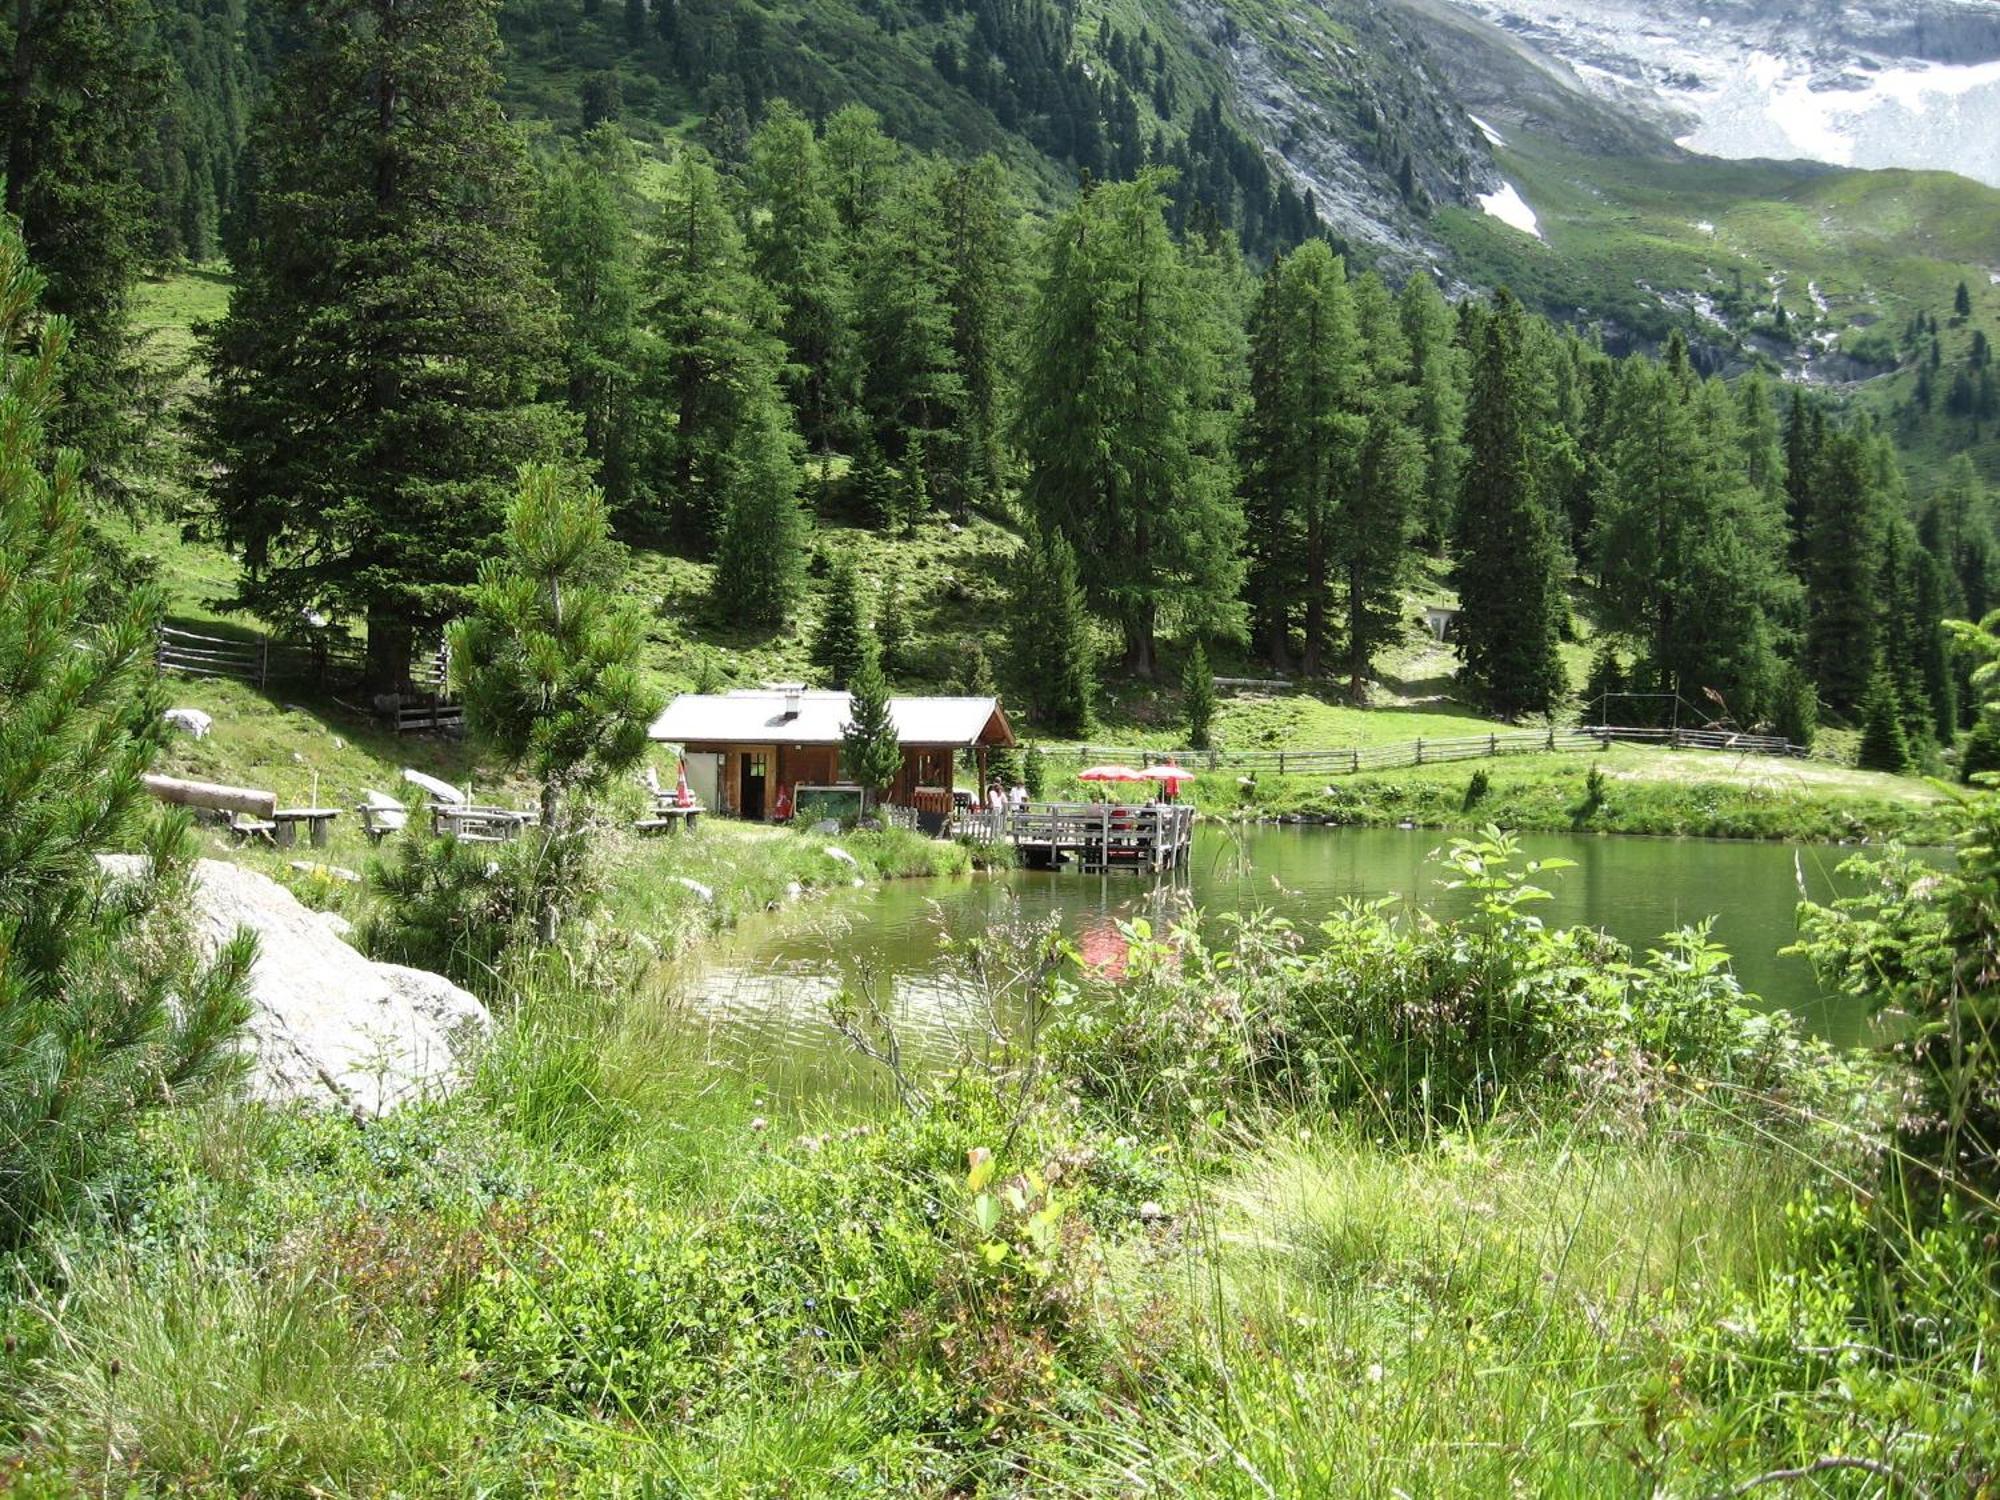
[{"left": 695, "top": 825, "right": 1910, "bottom": 1097}]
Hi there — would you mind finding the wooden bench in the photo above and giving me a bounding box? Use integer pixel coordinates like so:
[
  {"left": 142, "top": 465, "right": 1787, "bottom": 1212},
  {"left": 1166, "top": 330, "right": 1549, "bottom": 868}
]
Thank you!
[
  {"left": 357, "top": 792, "right": 409, "bottom": 844},
  {"left": 228, "top": 812, "right": 278, "bottom": 846},
  {"left": 272, "top": 807, "right": 340, "bottom": 849},
  {"left": 433, "top": 805, "right": 534, "bottom": 843}
]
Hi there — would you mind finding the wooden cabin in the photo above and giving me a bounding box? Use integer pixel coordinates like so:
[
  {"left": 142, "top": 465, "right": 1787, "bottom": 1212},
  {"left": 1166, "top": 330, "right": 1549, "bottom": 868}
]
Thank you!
[{"left": 649, "top": 686, "right": 1015, "bottom": 822}]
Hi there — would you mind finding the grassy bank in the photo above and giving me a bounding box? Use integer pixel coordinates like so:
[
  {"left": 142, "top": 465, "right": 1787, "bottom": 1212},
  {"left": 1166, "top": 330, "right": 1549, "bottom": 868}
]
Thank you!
[
  {"left": 4, "top": 831, "right": 1991, "bottom": 1495},
  {"left": 1086, "top": 744, "right": 1952, "bottom": 842}
]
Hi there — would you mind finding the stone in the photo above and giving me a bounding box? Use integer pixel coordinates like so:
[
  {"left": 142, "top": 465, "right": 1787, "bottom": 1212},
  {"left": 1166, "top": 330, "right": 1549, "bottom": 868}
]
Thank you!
[
  {"left": 673, "top": 876, "right": 715, "bottom": 902},
  {"left": 98, "top": 856, "right": 490, "bottom": 1116},
  {"left": 810, "top": 818, "right": 841, "bottom": 835},
  {"left": 162, "top": 707, "right": 212, "bottom": 740},
  {"left": 823, "top": 845, "right": 859, "bottom": 867}
]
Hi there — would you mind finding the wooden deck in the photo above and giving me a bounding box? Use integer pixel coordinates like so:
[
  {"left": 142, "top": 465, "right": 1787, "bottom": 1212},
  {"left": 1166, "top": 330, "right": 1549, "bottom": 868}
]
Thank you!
[{"left": 958, "top": 802, "right": 1195, "bottom": 875}]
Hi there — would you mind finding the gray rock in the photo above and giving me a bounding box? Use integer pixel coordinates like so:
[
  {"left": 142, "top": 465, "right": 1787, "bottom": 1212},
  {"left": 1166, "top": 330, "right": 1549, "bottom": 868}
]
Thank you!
[{"left": 99, "top": 856, "right": 490, "bottom": 1115}]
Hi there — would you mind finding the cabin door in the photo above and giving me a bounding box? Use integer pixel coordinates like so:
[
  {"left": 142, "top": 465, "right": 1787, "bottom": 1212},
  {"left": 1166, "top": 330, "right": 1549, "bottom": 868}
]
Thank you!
[{"left": 740, "top": 751, "right": 768, "bottom": 820}]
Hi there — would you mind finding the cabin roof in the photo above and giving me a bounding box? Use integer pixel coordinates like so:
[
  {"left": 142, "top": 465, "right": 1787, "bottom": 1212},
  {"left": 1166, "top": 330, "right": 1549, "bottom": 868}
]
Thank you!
[{"left": 649, "top": 690, "right": 1014, "bottom": 749}]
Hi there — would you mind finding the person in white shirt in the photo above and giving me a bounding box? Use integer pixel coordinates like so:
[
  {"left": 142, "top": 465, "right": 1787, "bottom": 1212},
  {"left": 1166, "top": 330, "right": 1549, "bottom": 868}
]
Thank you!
[{"left": 1008, "top": 782, "right": 1027, "bottom": 810}]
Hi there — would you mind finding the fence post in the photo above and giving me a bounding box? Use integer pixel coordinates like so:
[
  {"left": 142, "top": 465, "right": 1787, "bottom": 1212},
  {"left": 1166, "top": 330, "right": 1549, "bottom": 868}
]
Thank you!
[
  {"left": 1548, "top": 726, "right": 1556, "bottom": 750},
  {"left": 1488, "top": 733, "right": 1496, "bottom": 757},
  {"left": 1278, "top": 750, "right": 1286, "bottom": 775},
  {"left": 1351, "top": 748, "right": 1359, "bottom": 773},
  {"left": 257, "top": 636, "right": 270, "bottom": 690}
]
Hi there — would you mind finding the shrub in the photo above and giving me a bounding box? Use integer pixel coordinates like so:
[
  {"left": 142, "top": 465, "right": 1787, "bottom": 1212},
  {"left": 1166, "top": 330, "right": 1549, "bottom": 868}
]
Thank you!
[
  {"left": 1856, "top": 673, "right": 1913, "bottom": 773},
  {"left": 1462, "top": 767, "right": 1491, "bottom": 809}
]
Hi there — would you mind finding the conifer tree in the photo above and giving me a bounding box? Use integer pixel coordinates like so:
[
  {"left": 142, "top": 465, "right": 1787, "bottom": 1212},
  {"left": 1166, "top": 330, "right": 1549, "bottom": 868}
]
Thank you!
[
  {"left": 1182, "top": 642, "right": 1218, "bottom": 748},
  {"left": 1581, "top": 641, "right": 1626, "bottom": 720},
  {"left": 448, "top": 465, "right": 663, "bottom": 939},
  {"left": 710, "top": 400, "right": 807, "bottom": 626},
  {"left": 854, "top": 162, "right": 964, "bottom": 480},
  {"left": 1451, "top": 291, "right": 1568, "bottom": 717},
  {"left": 0, "top": 0, "right": 157, "bottom": 475},
  {"left": 821, "top": 104, "right": 899, "bottom": 238},
  {"left": 1857, "top": 671, "right": 1913, "bottom": 773},
  {"left": 1803, "top": 430, "right": 1885, "bottom": 713},
  {"left": 746, "top": 101, "right": 855, "bottom": 453},
  {"left": 1956, "top": 280, "right": 1973, "bottom": 320},
  {"left": 537, "top": 131, "right": 642, "bottom": 511},
  {"left": 1241, "top": 239, "right": 1360, "bottom": 674},
  {"left": 1006, "top": 522, "right": 1096, "bottom": 736},
  {"left": 933, "top": 157, "right": 1018, "bottom": 518},
  {"left": 1781, "top": 390, "right": 1821, "bottom": 578},
  {"left": 1772, "top": 661, "right": 1817, "bottom": 750},
  {"left": 840, "top": 646, "right": 902, "bottom": 811},
  {"left": 640, "top": 147, "right": 794, "bottom": 548},
  {"left": 876, "top": 573, "right": 912, "bottom": 678},
  {"left": 200, "top": 0, "right": 571, "bottom": 689},
  {"left": 812, "top": 552, "right": 871, "bottom": 689},
  {"left": 1017, "top": 172, "right": 1243, "bottom": 677},
  {"left": 0, "top": 227, "right": 252, "bottom": 1249},
  {"left": 1341, "top": 275, "right": 1425, "bottom": 700},
  {"left": 1398, "top": 272, "right": 1467, "bottom": 551}
]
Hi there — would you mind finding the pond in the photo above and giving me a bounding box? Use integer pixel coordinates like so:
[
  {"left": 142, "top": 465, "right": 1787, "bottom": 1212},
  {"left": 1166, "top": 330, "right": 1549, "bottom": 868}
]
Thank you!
[{"left": 692, "top": 825, "right": 1910, "bottom": 1098}]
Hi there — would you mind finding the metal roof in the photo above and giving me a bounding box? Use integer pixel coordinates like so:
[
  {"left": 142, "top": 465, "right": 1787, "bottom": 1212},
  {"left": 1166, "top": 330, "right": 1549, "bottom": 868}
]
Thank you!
[{"left": 649, "top": 689, "right": 1013, "bottom": 748}]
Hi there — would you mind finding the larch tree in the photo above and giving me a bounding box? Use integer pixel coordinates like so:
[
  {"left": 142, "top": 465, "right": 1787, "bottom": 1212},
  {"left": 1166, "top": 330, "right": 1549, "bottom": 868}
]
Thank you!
[
  {"left": 1005, "top": 521, "right": 1097, "bottom": 737},
  {"left": 638, "top": 146, "right": 794, "bottom": 550},
  {"left": 1398, "top": 272, "right": 1467, "bottom": 552},
  {"left": 709, "top": 397, "right": 808, "bottom": 627},
  {"left": 933, "top": 156, "right": 1018, "bottom": 519},
  {"left": 536, "top": 130, "right": 644, "bottom": 514},
  {"left": 812, "top": 552, "right": 871, "bottom": 690},
  {"left": 1451, "top": 290, "right": 1568, "bottom": 718},
  {"left": 746, "top": 101, "right": 855, "bottom": 455},
  {"left": 199, "top": 0, "right": 571, "bottom": 691},
  {"left": 1803, "top": 429, "right": 1886, "bottom": 713},
  {"left": 1017, "top": 172, "right": 1242, "bottom": 679},
  {"left": 853, "top": 162, "right": 964, "bottom": 482},
  {"left": 1240, "top": 237, "right": 1360, "bottom": 674}
]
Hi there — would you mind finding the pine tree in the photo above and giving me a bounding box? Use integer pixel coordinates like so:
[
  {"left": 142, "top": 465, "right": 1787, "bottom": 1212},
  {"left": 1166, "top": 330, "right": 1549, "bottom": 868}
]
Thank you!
[
  {"left": 932, "top": 157, "right": 1018, "bottom": 519},
  {"left": 0, "top": 226, "right": 252, "bottom": 1249},
  {"left": 1956, "top": 280, "right": 1974, "bottom": 320},
  {"left": 1017, "top": 172, "right": 1243, "bottom": 677},
  {"left": 710, "top": 399, "right": 807, "bottom": 627},
  {"left": 1581, "top": 641, "right": 1626, "bottom": 720},
  {"left": 1770, "top": 661, "right": 1818, "bottom": 749},
  {"left": 1022, "top": 742, "right": 1047, "bottom": 799},
  {"left": 1781, "top": 390, "right": 1820, "bottom": 578},
  {"left": 746, "top": 101, "right": 855, "bottom": 453},
  {"left": 821, "top": 104, "right": 899, "bottom": 238},
  {"left": 853, "top": 162, "right": 964, "bottom": 480},
  {"left": 639, "top": 147, "right": 794, "bottom": 548},
  {"left": 1857, "top": 671, "right": 1913, "bottom": 773},
  {"left": 1341, "top": 275, "right": 1425, "bottom": 700},
  {"left": 1005, "top": 522, "right": 1096, "bottom": 735},
  {"left": 448, "top": 465, "right": 663, "bottom": 939},
  {"left": 812, "top": 552, "right": 871, "bottom": 689},
  {"left": 199, "top": 0, "right": 571, "bottom": 690},
  {"left": 840, "top": 646, "right": 902, "bottom": 810},
  {"left": 1451, "top": 291, "right": 1568, "bottom": 717},
  {"left": 1182, "top": 642, "right": 1218, "bottom": 748}
]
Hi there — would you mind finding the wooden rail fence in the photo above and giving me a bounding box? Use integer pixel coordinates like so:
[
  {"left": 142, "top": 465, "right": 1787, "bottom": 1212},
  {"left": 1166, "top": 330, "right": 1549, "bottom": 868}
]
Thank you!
[
  {"left": 155, "top": 624, "right": 457, "bottom": 733},
  {"left": 1043, "top": 725, "right": 1805, "bottom": 780}
]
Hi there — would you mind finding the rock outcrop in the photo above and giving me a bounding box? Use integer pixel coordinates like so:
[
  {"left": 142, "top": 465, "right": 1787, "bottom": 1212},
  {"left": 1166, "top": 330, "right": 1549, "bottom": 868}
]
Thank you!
[{"left": 99, "top": 856, "right": 491, "bottom": 1115}]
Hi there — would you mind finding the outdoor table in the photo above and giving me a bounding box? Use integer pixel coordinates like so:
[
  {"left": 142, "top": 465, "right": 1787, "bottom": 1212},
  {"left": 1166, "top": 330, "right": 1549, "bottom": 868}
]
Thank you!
[
  {"left": 636, "top": 805, "right": 701, "bottom": 835},
  {"left": 273, "top": 807, "right": 341, "bottom": 849}
]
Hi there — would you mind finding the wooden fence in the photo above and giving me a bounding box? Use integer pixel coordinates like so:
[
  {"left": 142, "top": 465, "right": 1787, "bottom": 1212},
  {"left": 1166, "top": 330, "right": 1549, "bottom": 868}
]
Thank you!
[
  {"left": 1044, "top": 725, "right": 1805, "bottom": 779},
  {"left": 156, "top": 624, "right": 456, "bottom": 732}
]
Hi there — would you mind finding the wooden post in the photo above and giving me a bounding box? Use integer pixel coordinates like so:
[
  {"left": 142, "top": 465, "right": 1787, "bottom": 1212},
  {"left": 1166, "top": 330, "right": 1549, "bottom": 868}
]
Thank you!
[
  {"left": 257, "top": 636, "right": 270, "bottom": 689},
  {"left": 1415, "top": 737, "right": 1424, "bottom": 765},
  {"left": 1547, "top": 726, "right": 1556, "bottom": 750},
  {"left": 1489, "top": 733, "right": 1497, "bottom": 757},
  {"left": 1278, "top": 750, "right": 1286, "bottom": 775},
  {"left": 1351, "top": 748, "right": 1359, "bottom": 773}
]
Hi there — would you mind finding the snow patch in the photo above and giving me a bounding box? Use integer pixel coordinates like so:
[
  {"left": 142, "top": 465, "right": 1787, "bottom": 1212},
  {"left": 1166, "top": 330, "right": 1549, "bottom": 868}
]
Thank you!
[
  {"left": 1468, "top": 113, "right": 1506, "bottom": 147},
  {"left": 1477, "top": 180, "right": 1542, "bottom": 239}
]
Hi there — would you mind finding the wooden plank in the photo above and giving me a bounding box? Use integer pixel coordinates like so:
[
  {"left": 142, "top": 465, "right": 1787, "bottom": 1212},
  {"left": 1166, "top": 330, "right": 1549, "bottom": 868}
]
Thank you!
[{"left": 144, "top": 773, "right": 278, "bottom": 818}]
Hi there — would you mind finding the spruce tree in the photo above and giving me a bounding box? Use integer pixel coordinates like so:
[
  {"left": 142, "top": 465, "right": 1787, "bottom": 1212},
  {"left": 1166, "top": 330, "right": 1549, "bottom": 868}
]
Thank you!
[
  {"left": 1182, "top": 642, "right": 1218, "bottom": 748},
  {"left": 1581, "top": 641, "right": 1626, "bottom": 721},
  {"left": 0, "top": 0, "right": 157, "bottom": 476},
  {"left": 1956, "top": 280, "right": 1974, "bottom": 320},
  {"left": 876, "top": 572, "right": 912, "bottom": 678},
  {"left": 1342, "top": 275, "right": 1425, "bottom": 701},
  {"left": 448, "top": 465, "right": 663, "bottom": 939},
  {"left": 1006, "top": 522, "right": 1095, "bottom": 736},
  {"left": 854, "top": 163, "right": 964, "bottom": 482},
  {"left": 0, "top": 226, "right": 252, "bottom": 1249},
  {"left": 1451, "top": 291, "right": 1568, "bottom": 717},
  {"left": 932, "top": 157, "right": 1018, "bottom": 518},
  {"left": 1772, "top": 661, "right": 1817, "bottom": 750},
  {"left": 812, "top": 552, "right": 871, "bottom": 689},
  {"left": 1017, "top": 172, "right": 1243, "bottom": 677},
  {"left": 710, "top": 400, "right": 807, "bottom": 627},
  {"left": 199, "top": 0, "right": 571, "bottom": 690},
  {"left": 1399, "top": 272, "right": 1467, "bottom": 551},
  {"left": 1803, "top": 430, "right": 1886, "bottom": 713},
  {"left": 840, "top": 646, "right": 902, "bottom": 811},
  {"left": 1857, "top": 672, "right": 1914, "bottom": 773}
]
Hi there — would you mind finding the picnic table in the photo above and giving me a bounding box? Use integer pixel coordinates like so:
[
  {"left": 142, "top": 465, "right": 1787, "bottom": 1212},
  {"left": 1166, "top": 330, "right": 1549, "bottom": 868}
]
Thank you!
[
  {"left": 273, "top": 807, "right": 341, "bottom": 849},
  {"left": 432, "top": 804, "right": 535, "bottom": 842},
  {"left": 635, "top": 804, "right": 701, "bottom": 835}
]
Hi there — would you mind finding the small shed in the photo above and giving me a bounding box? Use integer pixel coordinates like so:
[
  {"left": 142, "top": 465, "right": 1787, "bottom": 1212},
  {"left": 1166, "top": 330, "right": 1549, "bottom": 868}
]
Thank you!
[{"left": 648, "top": 686, "right": 1015, "bottom": 821}]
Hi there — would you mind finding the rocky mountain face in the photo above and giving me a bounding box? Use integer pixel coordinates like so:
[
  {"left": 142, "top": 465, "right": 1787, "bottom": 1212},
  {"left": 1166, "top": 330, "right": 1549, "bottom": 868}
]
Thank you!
[{"left": 1425, "top": 0, "right": 2000, "bottom": 184}]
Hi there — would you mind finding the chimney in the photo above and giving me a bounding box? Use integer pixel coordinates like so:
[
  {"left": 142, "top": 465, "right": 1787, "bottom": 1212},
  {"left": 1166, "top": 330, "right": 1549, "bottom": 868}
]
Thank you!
[{"left": 783, "top": 687, "right": 801, "bottom": 721}]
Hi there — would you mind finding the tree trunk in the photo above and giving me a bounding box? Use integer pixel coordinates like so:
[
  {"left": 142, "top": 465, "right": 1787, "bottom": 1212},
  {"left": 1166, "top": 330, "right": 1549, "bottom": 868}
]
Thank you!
[
  {"left": 366, "top": 608, "right": 414, "bottom": 692},
  {"left": 1122, "top": 604, "right": 1157, "bottom": 679}
]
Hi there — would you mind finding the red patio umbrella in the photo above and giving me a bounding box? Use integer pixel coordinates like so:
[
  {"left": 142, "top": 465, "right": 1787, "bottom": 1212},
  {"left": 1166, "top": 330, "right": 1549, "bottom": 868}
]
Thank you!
[
  {"left": 1152, "top": 762, "right": 1197, "bottom": 802},
  {"left": 1076, "top": 764, "right": 1151, "bottom": 782},
  {"left": 673, "top": 755, "right": 697, "bottom": 808}
]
